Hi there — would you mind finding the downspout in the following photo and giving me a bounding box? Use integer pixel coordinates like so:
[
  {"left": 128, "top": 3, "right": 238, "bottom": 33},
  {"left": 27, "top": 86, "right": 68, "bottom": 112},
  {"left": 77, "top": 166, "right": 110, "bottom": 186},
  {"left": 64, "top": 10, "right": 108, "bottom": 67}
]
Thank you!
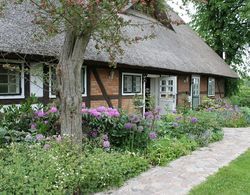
[{"left": 142, "top": 74, "right": 147, "bottom": 118}]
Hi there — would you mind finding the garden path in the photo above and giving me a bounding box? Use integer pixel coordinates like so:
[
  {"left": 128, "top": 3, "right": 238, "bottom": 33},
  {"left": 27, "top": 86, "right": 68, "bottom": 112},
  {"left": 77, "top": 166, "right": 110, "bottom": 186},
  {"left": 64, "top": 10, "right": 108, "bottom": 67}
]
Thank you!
[{"left": 99, "top": 127, "right": 250, "bottom": 195}]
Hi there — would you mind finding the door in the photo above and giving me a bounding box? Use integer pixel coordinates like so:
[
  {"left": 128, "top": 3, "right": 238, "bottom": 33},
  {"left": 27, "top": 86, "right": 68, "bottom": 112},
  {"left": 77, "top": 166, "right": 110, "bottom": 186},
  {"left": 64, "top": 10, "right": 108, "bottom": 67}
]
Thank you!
[
  {"left": 159, "top": 76, "right": 177, "bottom": 114},
  {"left": 191, "top": 76, "right": 200, "bottom": 109}
]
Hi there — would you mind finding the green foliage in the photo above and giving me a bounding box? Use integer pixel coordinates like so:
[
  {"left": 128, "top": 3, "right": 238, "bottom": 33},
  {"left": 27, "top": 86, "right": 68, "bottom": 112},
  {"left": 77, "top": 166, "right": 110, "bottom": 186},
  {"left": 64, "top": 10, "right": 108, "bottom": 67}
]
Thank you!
[
  {"left": 230, "top": 78, "right": 250, "bottom": 106},
  {"left": 191, "top": 0, "right": 250, "bottom": 76},
  {"left": 161, "top": 110, "right": 223, "bottom": 146},
  {"left": 146, "top": 136, "right": 198, "bottom": 166},
  {"left": 0, "top": 140, "right": 149, "bottom": 194},
  {"left": 0, "top": 97, "right": 59, "bottom": 145},
  {"left": 225, "top": 78, "right": 241, "bottom": 97}
]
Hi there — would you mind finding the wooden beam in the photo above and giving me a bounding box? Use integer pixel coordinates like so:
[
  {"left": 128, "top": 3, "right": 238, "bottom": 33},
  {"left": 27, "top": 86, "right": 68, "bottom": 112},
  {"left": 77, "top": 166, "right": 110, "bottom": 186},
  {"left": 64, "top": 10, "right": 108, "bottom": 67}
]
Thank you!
[{"left": 92, "top": 68, "right": 113, "bottom": 108}]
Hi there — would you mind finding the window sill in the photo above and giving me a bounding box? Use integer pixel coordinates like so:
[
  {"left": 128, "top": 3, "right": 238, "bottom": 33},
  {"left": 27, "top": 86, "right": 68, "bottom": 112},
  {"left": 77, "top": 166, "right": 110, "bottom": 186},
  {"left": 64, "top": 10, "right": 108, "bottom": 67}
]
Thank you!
[{"left": 0, "top": 95, "right": 25, "bottom": 99}]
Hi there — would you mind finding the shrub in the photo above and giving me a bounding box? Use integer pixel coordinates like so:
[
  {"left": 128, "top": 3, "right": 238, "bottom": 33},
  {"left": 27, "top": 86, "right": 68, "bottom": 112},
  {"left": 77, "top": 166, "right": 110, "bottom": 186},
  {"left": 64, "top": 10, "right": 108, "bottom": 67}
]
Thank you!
[
  {"left": 146, "top": 136, "right": 198, "bottom": 166},
  {"left": 0, "top": 140, "right": 149, "bottom": 194},
  {"left": 0, "top": 97, "right": 59, "bottom": 145},
  {"left": 161, "top": 110, "right": 223, "bottom": 146},
  {"left": 82, "top": 106, "right": 161, "bottom": 151}
]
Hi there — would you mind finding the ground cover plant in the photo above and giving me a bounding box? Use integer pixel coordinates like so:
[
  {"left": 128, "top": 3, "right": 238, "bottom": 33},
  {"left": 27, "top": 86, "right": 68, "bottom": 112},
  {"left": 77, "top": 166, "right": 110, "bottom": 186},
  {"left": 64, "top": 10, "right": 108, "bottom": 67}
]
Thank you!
[{"left": 189, "top": 149, "right": 250, "bottom": 195}]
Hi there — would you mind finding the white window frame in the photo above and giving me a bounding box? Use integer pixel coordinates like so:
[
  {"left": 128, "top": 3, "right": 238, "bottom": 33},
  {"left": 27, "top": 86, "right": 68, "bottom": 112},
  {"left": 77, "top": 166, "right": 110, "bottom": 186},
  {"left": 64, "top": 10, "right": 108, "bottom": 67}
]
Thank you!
[
  {"left": 122, "top": 72, "right": 142, "bottom": 96},
  {"left": 0, "top": 64, "right": 25, "bottom": 99},
  {"left": 208, "top": 77, "right": 215, "bottom": 97},
  {"left": 49, "top": 65, "right": 87, "bottom": 98}
]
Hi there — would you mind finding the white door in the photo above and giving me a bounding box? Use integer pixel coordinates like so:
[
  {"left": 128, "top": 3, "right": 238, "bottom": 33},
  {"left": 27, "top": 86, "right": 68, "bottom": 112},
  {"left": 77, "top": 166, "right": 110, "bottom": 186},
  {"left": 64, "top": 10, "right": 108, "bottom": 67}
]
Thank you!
[
  {"left": 191, "top": 76, "right": 200, "bottom": 109},
  {"left": 159, "top": 76, "right": 177, "bottom": 114}
]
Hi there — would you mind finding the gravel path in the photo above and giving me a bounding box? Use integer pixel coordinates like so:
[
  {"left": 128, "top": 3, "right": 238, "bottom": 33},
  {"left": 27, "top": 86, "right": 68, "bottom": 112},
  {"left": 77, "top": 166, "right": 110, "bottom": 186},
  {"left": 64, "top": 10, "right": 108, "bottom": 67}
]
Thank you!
[{"left": 100, "top": 128, "right": 250, "bottom": 195}]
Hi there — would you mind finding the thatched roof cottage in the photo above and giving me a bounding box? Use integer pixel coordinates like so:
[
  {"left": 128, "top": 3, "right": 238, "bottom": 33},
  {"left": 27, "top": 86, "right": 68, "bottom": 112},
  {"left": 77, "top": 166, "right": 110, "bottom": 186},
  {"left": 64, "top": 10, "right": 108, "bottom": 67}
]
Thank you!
[{"left": 0, "top": 3, "right": 238, "bottom": 113}]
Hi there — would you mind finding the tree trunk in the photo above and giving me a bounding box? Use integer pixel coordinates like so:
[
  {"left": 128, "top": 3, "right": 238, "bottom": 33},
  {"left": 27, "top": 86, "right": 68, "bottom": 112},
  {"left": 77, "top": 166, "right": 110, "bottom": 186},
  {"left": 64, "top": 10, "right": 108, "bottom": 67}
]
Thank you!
[{"left": 57, "top": 30, "right": 91, "bottom": 145}]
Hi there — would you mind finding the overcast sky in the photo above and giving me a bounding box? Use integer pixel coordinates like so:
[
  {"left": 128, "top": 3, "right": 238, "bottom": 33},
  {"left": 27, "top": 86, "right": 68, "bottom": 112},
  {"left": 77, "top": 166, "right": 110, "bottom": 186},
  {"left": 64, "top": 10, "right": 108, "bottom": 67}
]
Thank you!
[{"left": 167, "top": 0, "right": 196, "bottom": 23}]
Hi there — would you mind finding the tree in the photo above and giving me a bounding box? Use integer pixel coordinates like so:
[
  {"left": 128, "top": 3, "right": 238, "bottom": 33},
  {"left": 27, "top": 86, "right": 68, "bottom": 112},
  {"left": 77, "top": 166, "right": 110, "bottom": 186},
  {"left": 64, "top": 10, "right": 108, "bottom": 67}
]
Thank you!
[{"left": 191, "top": 0, "right": 250, "bottom": 76}]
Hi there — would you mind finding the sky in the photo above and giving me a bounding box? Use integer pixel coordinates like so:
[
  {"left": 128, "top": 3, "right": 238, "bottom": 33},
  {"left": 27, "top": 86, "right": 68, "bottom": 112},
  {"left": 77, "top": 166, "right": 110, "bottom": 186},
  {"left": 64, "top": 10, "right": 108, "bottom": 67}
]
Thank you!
[{"left": 167, "top": 0, "right": 196, "bottom": 23}]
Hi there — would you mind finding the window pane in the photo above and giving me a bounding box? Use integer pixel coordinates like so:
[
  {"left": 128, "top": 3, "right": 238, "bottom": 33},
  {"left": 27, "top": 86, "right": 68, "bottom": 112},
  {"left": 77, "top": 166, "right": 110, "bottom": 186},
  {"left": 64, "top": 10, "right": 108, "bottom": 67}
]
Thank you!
[
  {"left": 208, "top": 78, "right": 215, "bottom": 96},
  {"left": 161, "top": 86, "right": 166, "bottom": 92},
  {"left": 0, "top": 84, "right": 8, "bottom": 94},
  {"left": 161, "top": 80, "right": 166, "bottom": 85},
  {"left": 0, "top": 75, "right": 8, "bottom": 83},
  {"left": 9, "top": 74, "right": 17, "bottom": 83},
  {"left": 124, "top": 75, "right": 132, "bottom": 93},
  {"left": 134, "top": 76, "right": 141, "bottom": 93},
  {"left": 0, "top": 66, "right": 8, "bottom": 73},
  {"left": 9, "top": 84, "right": 19, "bottom": 94}
]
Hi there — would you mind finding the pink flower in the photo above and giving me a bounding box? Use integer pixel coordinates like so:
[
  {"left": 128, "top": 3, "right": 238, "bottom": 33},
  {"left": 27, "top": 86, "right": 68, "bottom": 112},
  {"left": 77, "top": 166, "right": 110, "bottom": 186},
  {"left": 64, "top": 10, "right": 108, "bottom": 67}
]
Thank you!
[
  {"left": 89, "top": 109, "right": 101, "bottom": 118},
  {"left": 149, "top": 132, "right": 157, "bottom": 140},
  {"left": 35, "top": 110, "right": 45, "bottom": 117},
  {"left": 81, "top": 108, "right": 88, "bottom": 114},
  {"left": 49, "top": 106, "right": 58, "bottom": 113},
  {"left": 31, "top": 123, "right": 36, "bottom": 129},
  {"left": 82, "top": 102, "right": 86, "bottom": 108},
  {"left": 96, "top": 106, "right": 106, "bottom": 112},
  {"left": 35, "top": 134, "right": 44, "bottom": 141},
  {"left": 103, "top": 140, "right": 110, "bottom": 149}
]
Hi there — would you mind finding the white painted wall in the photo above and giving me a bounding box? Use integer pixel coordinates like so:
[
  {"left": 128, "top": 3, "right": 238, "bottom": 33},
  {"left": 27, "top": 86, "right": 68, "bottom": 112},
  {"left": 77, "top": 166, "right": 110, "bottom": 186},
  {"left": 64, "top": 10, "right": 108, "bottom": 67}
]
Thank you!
[{"left": 30, "top": 64, "right": 43, "bottom": 97}]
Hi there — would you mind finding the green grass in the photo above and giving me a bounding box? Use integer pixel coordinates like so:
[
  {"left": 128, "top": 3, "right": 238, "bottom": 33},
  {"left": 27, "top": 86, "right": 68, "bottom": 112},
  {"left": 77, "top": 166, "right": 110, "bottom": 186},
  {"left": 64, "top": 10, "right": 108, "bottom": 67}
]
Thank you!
[{"left": 189, "top": 149, "right": 250, "bottom": 195}]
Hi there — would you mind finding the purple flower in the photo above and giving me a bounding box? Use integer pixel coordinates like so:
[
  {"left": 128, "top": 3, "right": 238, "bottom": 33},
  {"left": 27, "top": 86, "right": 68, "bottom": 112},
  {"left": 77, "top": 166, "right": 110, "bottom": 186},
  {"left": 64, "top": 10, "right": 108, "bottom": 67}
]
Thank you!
[
  {"left": 103, "top": 140, "right": 110, "bottom": 149},
  {"left": 103, "top": 134, "right": 109, "bottom": 141},
  {"left": 49, "top": 106, "right": 58, "bottom": 113},
  {"left": 191, "top": 117, "right": 198, "bottom": 123},
  {"left": 149, "top": 131, "right": 157, "bottom": 140},
  {"left": 96, "top": 106, "right": 106, "bottom": 113},
  {"left": 172, "top": 122, "right": 179, "bottom": 127},
  {"left": 36, "top": 110, "right": 45, "bottom": 118},
  {"left": 172, "top": 110, "right": 177, "bottom": 114},
  {"left": 89, "top": 130, "right": 98, "bottom": 138},
  {"left": 44, "top": 120, "right": 48, "bottom": 124},
  {"left": 89, "top": 109, "right": 101, "bottom": 118},
  {"left": 144, "top": 111, "right": 152, "bottom": 117},
  {"left": 146, "top": 114, "right": 154, "bottom": 120},
  {"left": 43, "top": 144, "right": 51, "bottom": 150},
  {"left": 35, "top": 134, "right": 44, "bottom": 141},
  {"left": 30, "top": 123, "right": 36, "bottom": 129},
  {"left": 124, "top": 123, "right": 133, "bottom": 129},
  {"left": 207, "top": 107, "right": 213, "bottom": 112},
  {"left": 155, "top": 115, "right": 161, "bottom": 120},
  {"left": 82, "top": 102, "right": 86, "bottom": 108},
  {"left": 130, "top": 115, "right": 140, "bottom": 123}
]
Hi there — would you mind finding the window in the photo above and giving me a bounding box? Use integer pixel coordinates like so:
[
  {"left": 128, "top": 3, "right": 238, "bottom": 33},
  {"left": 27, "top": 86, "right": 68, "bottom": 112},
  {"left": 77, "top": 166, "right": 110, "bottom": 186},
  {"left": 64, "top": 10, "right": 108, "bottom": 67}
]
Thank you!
[
  {"left": 208, "top": 77, "right": 215, "bottom": 96},
  {"left": 0, "top": 65, "right": 21, "bottom": 95},
  {"left": 122, "top": 73, "right": 142, "bottom": 95},
  {"left": 50, "top": 66, "right": 87, "bottom": 97}
]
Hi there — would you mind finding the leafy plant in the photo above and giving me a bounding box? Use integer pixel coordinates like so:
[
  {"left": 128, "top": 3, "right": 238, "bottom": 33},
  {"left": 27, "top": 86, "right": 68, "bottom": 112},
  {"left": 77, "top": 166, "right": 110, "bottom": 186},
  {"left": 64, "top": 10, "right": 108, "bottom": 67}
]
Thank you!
[
  {"left": 146, "top": 136, "right": 198, "bottom": 166},
  {"left": 0, "top": 140, "right": 149, "bottom": 194}
]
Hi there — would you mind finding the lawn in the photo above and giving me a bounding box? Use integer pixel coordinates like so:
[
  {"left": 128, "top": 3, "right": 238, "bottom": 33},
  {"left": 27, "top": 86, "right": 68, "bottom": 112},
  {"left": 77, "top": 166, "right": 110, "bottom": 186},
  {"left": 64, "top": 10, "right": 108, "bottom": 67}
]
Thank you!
[{"left": 189, "top": 149, "right": 250, "bottom": 195}]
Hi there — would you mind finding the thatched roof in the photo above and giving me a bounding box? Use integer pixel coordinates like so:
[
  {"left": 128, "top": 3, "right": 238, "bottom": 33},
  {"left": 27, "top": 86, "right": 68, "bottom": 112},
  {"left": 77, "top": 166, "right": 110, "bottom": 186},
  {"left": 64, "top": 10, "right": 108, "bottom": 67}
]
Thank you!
[{"left": 0, "top": 3, "right": 238, "bottom": 78}]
